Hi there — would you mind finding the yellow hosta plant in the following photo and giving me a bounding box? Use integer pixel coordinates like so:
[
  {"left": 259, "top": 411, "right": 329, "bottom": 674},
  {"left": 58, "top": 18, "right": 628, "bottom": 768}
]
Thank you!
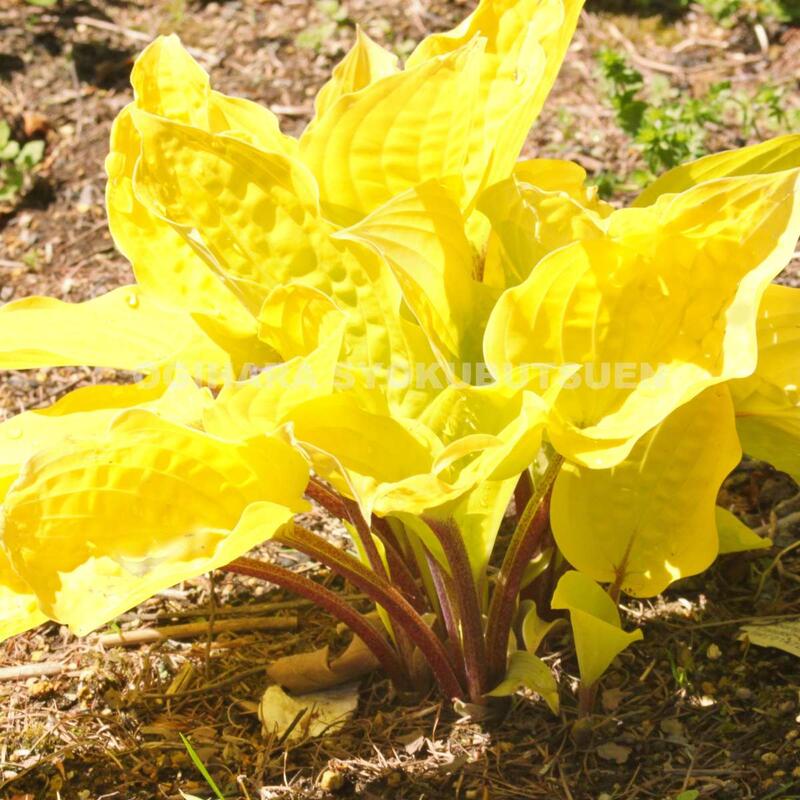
[{"left": 2, "top": 0, "right": 800, "bottom": 713}]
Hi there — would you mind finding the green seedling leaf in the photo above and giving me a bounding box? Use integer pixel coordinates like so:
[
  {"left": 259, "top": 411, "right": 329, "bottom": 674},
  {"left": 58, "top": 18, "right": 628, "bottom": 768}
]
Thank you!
[
  {"left": 180, "top": 733, "right": 225, "bottom": 800},
  {"left": 0, "top": 141, "right": 20, "bottom": 161},
  {"left": 16, "top": 140, "right": 45, "bottom": 168}
]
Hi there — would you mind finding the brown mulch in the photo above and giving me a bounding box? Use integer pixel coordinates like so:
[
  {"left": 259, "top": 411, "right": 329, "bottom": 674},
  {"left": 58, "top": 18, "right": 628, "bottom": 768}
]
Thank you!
[{"left": 2, "top": 0, "right": 800, "bottom": 798}]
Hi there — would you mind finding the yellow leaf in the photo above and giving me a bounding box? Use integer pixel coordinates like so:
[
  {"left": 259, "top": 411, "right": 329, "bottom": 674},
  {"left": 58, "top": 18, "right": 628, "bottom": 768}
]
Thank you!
[
  {"left": 0, "top": 372, "right": 211, "bottom": 498},
  {"left": 551, "top": 570, "right": 642, "bottom": 687},
  {"left": 0, "top": 285, "right": 233, "bottom": 383},
  {"left": 514, "top": 158, "right": 613, "bottom": 215},
  {"left": 106, "top": 105, "right": 268, "bottom": 368},
  {"left": 485, "top": 169, "right": 800, "bottom": 467},
  {"left": 132, "top": 108, "right": 320, "bottom": 312},
  {"left": 635, "top": 134, "right": 800, "bottom": 207},
  {"left": 313, "top": 26, "right": 399, "bottom": 121},
  {"left": 131, "top": 34, "right": 210, "bottom": 126},
  {"left": 1, "top": 411, "right": 308, "bottom": 635},
  {"left": 716, "top": 507, "right": 770, "bottom": 555},
  {"left": 0, "top": 547, "right": 47, "bottom": 642},
  {"left": 486, "top": 650, "right": 559, "bottom": 713},
  {"left": 551, "top": 386, "right": 741, "bottom": 597},
  {"left": 407, "top": 0, "right": 585, "bottom": 196},
  {"left": 130, "top": 34, "right": 296, "bottom": 155},
  {"left": 335, "top": 181, "right": 491, "bottom": 367},
  {"left": 299, "top": 39, "right": 485, "bottom": 225},
  {"left": 520, "top": 600, "right": 563, "bottom": 654},
  {"left": 731, "top": 284, "right": 800, "bottom": 483},
  {"left": 478, "top": 170, "right": 606, "bottom": 289},
  {"left": 131, "top": 109, "right": 416, "bottom": 395}
]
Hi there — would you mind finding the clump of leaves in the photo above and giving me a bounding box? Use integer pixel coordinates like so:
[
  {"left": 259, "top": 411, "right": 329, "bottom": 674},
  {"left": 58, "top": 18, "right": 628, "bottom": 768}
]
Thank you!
[
  {"left": 697, "top": 0, "right": 800, "bottom": 26},
  {"left": 0, "top": 0, "right": 798, "bottom": 717},
  {"left": 599, "top": 49, "right": 798, "bottom": 191},
  {"left": 0, "top": 121, "right": 45, "bottom": 203}
]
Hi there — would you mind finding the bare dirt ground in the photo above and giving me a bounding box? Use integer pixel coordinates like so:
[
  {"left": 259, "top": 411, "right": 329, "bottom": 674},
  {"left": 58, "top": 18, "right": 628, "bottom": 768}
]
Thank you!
[{"left": 1, "top": 1, "right": 800, "bottom": 798}]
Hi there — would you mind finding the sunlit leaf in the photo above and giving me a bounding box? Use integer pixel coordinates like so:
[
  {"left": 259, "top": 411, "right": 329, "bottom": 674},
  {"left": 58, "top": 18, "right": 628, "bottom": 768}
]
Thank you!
[
  {"left": 1, "top": 411, "right": 308, "bottom": 635},
  {"left": 635, "top": 134, "right": 800, "bottom": 207},
  {"left": 716, "top": 507, "right": 770, "bottom": 555},
  {"left": 478, "top": 167, "right": 606, "bottom": 289},
  {"left": 299, "top": 39, "right": 485, "bottom": 225},
  {"left": 485, "top": 169, "right": 800, "bottom": 467},
  {"left": 551, "top": 570, "right": 642, "bottom": 687},
  {"left": 313, "top": 26, "right": 399, "bottom": 121},
  {"left": 551, "top": 386, "right": 741, "bottom": 596},
  {"left": 487, "top": 650, "right": 559, "bottom": 713},
  {"left": 408, "top": 0, "right": 585, "bottom": 197},
  {"left": 0, "top": 286, "right": 233, "bottom": 382}
]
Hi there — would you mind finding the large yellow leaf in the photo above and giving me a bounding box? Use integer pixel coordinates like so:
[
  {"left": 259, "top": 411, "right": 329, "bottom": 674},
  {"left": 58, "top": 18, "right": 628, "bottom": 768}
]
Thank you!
[
  {"left": 131, "top": 34, "right": 296, "bottom": 155},
  {"left": 731, "top": 284, "right": 800, "bottom": 482},
  {"left": 635, "top": 134, "right": 800, "bottom": 207},
  {"left": 0, "top": 285, "right": 233, "bottom": 382},
  {"left": 551, "top": 570, "right": 642, "bottom": 687},
  {"left": 107, "top": 37, "right": 296, "bottom": 366},
  {"left": 1, "top": 411, "right": 308, "bottom": 635},
  {"left": 131, "top": 110, "right": 417, "bottom": 394},
  {"left": 551, "top": 386, "right": 741, "bottom": 597},
  {"left": 0, "top": 373, "right": 210, "bottom": 494},
  {"left": 485, "top": 169, "right": 800, "bottom": 467},
  {"left": 132, "top": 109, "right": 320, "bottom": 312},
  {"left": 313, "top": 27, "right": 399, "bottom": 121},
  {"left": 106, "top": 106, "right": 267, "bottom": 368},
  {"left": 335, "top": 181, "right": 492, "bottom": 368},
  {"left": 0, "top": 547, "right": 47, "bottom": 642},
  {"left": 299, "top": 40, "right": 484, "bottom": 225},
  {"left": 478, "top": 169, "right": 606, "bottom": 289},
  {"left": 407, "top": 0, "right": 585, "bottom": 196}
]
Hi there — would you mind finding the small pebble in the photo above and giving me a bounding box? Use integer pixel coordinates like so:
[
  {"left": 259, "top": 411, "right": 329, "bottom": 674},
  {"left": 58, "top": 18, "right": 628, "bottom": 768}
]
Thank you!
[
  {"left": 319, "top": 769, "right": 344, "bottom": 792},
  {"left": 735, "top": 687, "right": 753, "bottom": 700}
]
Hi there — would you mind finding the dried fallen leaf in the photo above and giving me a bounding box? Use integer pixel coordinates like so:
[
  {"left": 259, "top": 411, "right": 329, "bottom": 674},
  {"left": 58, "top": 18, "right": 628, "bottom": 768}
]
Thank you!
[
  {"left": 740, "top": 619, "right": 800, "bottom": 658},
  {"left": 266, "top": 630, "right": 379, "bottom": 693},
  {"left": 259, "top": 683, "right": 359, "bottom": 741},
  {"left": 596, "top": 742, "right": 631, "bottom": 764},
  {"left": 601, "top": 686, "right": 625, "bottom": 712}
]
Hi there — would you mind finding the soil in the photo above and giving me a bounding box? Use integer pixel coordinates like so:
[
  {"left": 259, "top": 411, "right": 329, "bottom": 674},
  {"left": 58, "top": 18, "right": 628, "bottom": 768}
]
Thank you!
[{"left": 1, "top": 0, "right": 800, "bottom": 798}]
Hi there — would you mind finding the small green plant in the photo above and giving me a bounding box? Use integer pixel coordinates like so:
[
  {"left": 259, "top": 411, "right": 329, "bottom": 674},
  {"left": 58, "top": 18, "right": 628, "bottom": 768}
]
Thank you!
[
  {"left": 180, "top": 733, "right": 225, "bottom": 800},
  {"left": 696, "top": 0, "right": 800, "bottom": 26},
  {"left": 599, "top": 50, "right": 797, "bottom": 189},
  {"left": 296, "top": 0, "right": 348, "bottom": 51},
  {"left": 0, "top": 121, "right": 45, "bottom": 204}
]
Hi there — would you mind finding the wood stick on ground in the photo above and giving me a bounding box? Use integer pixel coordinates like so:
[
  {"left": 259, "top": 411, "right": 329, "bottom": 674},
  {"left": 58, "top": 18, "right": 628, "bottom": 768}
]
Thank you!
[
  {"left": 98, "top": 615, "right": 297, "bottom": 647},
  {"left": 0, "top": 662, "right": 66, "bottom": 681}
]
